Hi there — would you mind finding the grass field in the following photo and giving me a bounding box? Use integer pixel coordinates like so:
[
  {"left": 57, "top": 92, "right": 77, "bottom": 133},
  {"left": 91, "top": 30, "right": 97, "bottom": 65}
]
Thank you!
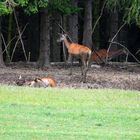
[{"left": 0, "top": 85, "right": 140, "bottom": 140}]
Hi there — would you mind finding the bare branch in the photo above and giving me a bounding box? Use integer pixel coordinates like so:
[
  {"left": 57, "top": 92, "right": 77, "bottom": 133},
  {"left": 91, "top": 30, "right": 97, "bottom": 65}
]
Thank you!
[
  {"left": 91, "top": 0, "right": 107, "bottom": 64},
  {"left": 10, "top": 23, "right": 28, "bottom": 62},
  {"left": 92, "top": 0, "right": 107, "bottom": 34},
  {"left": 136, "top": 49, "right": 140, "bottom": 55},
  {"left": 106, "top": 22, "right": 126, "bottom": 63},
  {"left": 109, "top": 41, "right": 140, "bottom": 64},
  {"left": 53, "top": 18, "right": 73, "bottom": 42},
  {"left": 2, "top": 35, "right": 16, "bottom": 54},
  {"left": 62, "top": 42, "right": 67, "bottom": 63},
  {"left": 1, "top": 33, "right": 10, "bottom": 61},
  {"left": 13, "top": 10, "right": 28, "bottom": 61}
]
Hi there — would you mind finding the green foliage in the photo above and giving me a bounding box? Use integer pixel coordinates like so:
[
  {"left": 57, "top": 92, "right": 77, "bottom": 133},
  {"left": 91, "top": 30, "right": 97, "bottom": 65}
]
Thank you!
[
  {"left": 22, "top": 0, "right": 49, "bottom": 14},
  {"left": 126, "top": 0, "right": 140, "bottom": 26},
  {"left": 0, "top": 86, "right": 140, "bottom": 139},
  {"left": 106, "top": 0, "right": 140, "bottom": 27},
  {"left": 15, "top": 0, "right": 28, "bottom": 7},
  {"left": 48, "top": 0, "right": 81, "bottom": 15},
  {"left": 0, "top": 0, "right": 79, "bottom": 15},
  {"left": 0, "top": 2, "right": 12, "bottom": 15},
  {"left": 0, "top": 0, "right": 49, "bottom": 15},
  {"left": 23, "top": 0, "right": 80, "bottom": 15}
]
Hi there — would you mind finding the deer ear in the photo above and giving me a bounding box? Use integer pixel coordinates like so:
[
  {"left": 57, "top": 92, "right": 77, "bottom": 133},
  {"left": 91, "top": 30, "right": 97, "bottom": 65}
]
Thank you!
[
  {"left": 19, "top": 75, "right": 22, "bottom": 79},
  {"left": 57, "top": 33, "right": 62, "bottom": 36},
  {"left": 34, "top": 78, "right": 42, "bottom": 82}
]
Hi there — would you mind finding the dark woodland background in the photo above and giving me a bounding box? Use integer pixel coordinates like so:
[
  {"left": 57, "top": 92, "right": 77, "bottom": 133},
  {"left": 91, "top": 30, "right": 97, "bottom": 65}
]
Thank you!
[{"left": 0, "top": 0, "right": 140, "bottom": 67}]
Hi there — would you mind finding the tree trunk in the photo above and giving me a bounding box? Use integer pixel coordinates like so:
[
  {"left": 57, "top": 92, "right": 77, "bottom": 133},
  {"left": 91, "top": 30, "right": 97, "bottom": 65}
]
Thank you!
[
  {"left": 109, "top": 10, "right": 119, "bottom": 51},
  {"left": 82, "top": 0, "right": 93, "bottom": 49},
  {"left": 93, "top": 0, "right": 100, "bottom": 50},
  {"left": 68, "top": 0, "right": 78, "bottom": 43},
  {"left": 0, "top": 17, "right": 5, "bottom": 67},
  {"left": 37, "top": 9, "right": 50, "bottom": 67},
  {"left": 6, "top": 14, "right": 13, "bottom": 63},
  {"left": 118, "top": 13, "right": 127, "bottom": 46},
  {"left": 50, "top": 12, "right": 61, "bottom": 62},
  {"left": 62, "top": 15, "right": 68, "bottom": 62},
  {"left": 66, "top": 0, "right": 78, "bottom": 62}
]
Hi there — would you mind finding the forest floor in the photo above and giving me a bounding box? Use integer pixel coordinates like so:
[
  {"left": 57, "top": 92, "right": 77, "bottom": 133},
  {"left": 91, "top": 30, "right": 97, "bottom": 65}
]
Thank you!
[{"left": 0, "top": 62, "right": 140, "bottom": 91}]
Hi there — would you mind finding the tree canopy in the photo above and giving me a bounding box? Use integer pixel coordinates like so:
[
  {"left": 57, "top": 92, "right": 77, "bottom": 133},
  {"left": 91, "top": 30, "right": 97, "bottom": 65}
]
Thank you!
[
  {"left": 48, "top": 0, "right": 81, "bottom": 15},
  {"left": 106, "top": 0, "right": 140, "bottom": 27},
  {"left": 0, "top": 0, "right": 80, "bottom": 15},
  {"left": 0, "top": 0, "right": 49, "bottom": 15}
]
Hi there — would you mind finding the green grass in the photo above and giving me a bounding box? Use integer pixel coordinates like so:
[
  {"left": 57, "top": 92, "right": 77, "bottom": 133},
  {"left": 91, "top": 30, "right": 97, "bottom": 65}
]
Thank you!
[{"left": 0, "top": 85, "right": 140, "bottom": 140}]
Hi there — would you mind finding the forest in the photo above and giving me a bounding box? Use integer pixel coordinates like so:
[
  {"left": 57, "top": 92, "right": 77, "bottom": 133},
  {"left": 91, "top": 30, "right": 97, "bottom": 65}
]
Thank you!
[
  {"left": 0, "top": 0, "right": 140, "bottom": 140},
  {"left": 0, "top": 0, "right": 140, "bottom": 90},
  {"left": 0, "top": 1, "right": 140, "bottom": 139},
  {"left": 0, "top": 0, "right": 139, "bottom": 66}
]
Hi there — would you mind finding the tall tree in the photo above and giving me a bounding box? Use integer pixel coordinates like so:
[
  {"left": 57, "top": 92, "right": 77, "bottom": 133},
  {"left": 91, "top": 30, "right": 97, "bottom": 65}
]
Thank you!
[
  {"left": 37, "top": 0, "right": 79, "bottom": 65},
  {"left": 93, "top": 0, "right": 100, "bottom": 50},
  {"left": 0, "top": 1, "right": 11, "bottom": 66},
  {"left": 0, "top": 17, "right": 5, "bottom": 67},
  {"left": 68, "top": 0, "right": 78, "bottom": 42},
  {"left": 0, "top": 0, "right": 81, "bottom": 66},
  {"left": 109, "top": 10, "right": 119, "bottom": 51},
  {"left": 50, "top": 11, "right": 61, "bottom": 62},
  {"left": 82, "top": 0, "right": 93, "bottom": 49},
  {"left": 66, "top": 0, "right": 78, "bottom": 62},
  {"left": 0, "top": 0, "right": 49, "bottom": 66},
  {"left": 6, "top": 14, "right": 13, "bottom": 62},
  {"left": 106, "top": 0, "right": 140, "bottom": 27},
  {"left": 37, "top": 9, "right": 50, "bottom": 67}
]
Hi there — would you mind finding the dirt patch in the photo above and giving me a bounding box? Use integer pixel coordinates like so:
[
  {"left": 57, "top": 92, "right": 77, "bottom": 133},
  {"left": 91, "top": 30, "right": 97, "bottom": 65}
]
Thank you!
[{"left": 0, "top": 62, "right": 140, "bottom": 91}]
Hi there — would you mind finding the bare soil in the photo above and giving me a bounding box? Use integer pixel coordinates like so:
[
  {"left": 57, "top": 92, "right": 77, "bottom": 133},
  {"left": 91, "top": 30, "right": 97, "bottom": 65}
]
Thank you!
[{"left": 0, "top": 62, "right": 140, "bottom": 91}]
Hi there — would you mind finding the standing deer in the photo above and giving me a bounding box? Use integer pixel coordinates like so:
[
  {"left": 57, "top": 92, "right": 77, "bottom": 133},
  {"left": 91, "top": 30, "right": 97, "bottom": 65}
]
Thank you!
[{"left": 57, "top": 33, "right": 92, "bottom": 82}]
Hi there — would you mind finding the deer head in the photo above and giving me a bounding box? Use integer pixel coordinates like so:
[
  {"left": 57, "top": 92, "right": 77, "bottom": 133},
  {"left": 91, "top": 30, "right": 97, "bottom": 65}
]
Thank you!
[
  {"left": 16, "top": 75, "right": 26, "bottom": 86},
  {"left": 57, "top": 33, "right": 67, "bottom": 42}
]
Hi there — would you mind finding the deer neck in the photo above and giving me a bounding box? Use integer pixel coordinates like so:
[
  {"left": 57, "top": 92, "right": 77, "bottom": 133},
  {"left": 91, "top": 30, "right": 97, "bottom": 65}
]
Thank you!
[{"left": 63, "top": 38, "right": 71, "bottom": 49}]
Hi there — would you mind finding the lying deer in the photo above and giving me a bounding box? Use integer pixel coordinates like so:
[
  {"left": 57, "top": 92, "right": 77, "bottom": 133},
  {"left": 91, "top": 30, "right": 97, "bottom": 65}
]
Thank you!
[
  {"left": 91, "top": 49, "right": 127, "bottom": 63},
  {"left": 57, "top": 33, "right": 92, "bottom": 82},
  {"left": 27, "top": 77, "right": 57, "bottom": 87},
  {"left": 16, "top": 76, "right": 56, "bottom": 88}
]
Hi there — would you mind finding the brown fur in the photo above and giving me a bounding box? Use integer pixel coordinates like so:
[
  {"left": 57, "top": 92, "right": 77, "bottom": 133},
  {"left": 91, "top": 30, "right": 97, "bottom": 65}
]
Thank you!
[
  {"left": 40, "top": 77, "right": 57, "bottom": 87},
  {"left": 58, "top": 34, "right": 92, "bottom": 82},
  {"left": 16, "top": 77, "right": 56, "bottom": 88},
  {"left": 91, "top": 49, "right": 126, "bottom": 63}
]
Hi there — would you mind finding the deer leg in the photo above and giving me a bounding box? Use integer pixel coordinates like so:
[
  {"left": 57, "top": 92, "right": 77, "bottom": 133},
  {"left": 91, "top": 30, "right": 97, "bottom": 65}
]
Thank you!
[
  {"left": 69, "top": 55, "right": 73, "bottom": 75},
  {"left": 80, "top": 68, "right": 87, "bottom": 83},
  {"left": 82, "top": 54, "right": 91, "bottom": 82},
  {"left": 86, "top": 59, "right": 90, "bottom": 68},
  {"left": 83, "top": 73, "right": 86, "bottom": 83},
  {"left": 84, "top": 60, "right": 90, "bottom": 83},
  {"left": 79, "top": 59, "right": 84, "bottom": 75},
  {"left": 80, "top": 56, "right": 87, "bottom": 82},
  {"left": 82, "top": 66, "right": 88, "bottom": 83},
  {"left": 81, "top": 54, "right": 87, "bottom": 70}
]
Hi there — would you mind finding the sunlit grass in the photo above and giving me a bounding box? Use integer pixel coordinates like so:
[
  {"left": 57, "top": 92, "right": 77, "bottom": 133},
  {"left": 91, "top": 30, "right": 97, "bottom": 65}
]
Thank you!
[{"left": 0, "top": 85, "right": 140, "bottom": 140}]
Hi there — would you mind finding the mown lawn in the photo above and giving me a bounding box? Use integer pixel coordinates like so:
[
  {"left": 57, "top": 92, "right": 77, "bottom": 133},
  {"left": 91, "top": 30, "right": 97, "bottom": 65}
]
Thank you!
[{"left": 0, "top": 85, "right": 140, "bottom": 140}]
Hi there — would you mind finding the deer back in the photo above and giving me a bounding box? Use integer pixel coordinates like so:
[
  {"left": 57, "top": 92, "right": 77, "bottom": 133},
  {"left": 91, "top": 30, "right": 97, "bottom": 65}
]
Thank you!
[
  {"left": 68, "top": 43, "right": 91, "bottom": 55},
  {"left": 41, "top": 77, "right": 57, "bottom": 87}
]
